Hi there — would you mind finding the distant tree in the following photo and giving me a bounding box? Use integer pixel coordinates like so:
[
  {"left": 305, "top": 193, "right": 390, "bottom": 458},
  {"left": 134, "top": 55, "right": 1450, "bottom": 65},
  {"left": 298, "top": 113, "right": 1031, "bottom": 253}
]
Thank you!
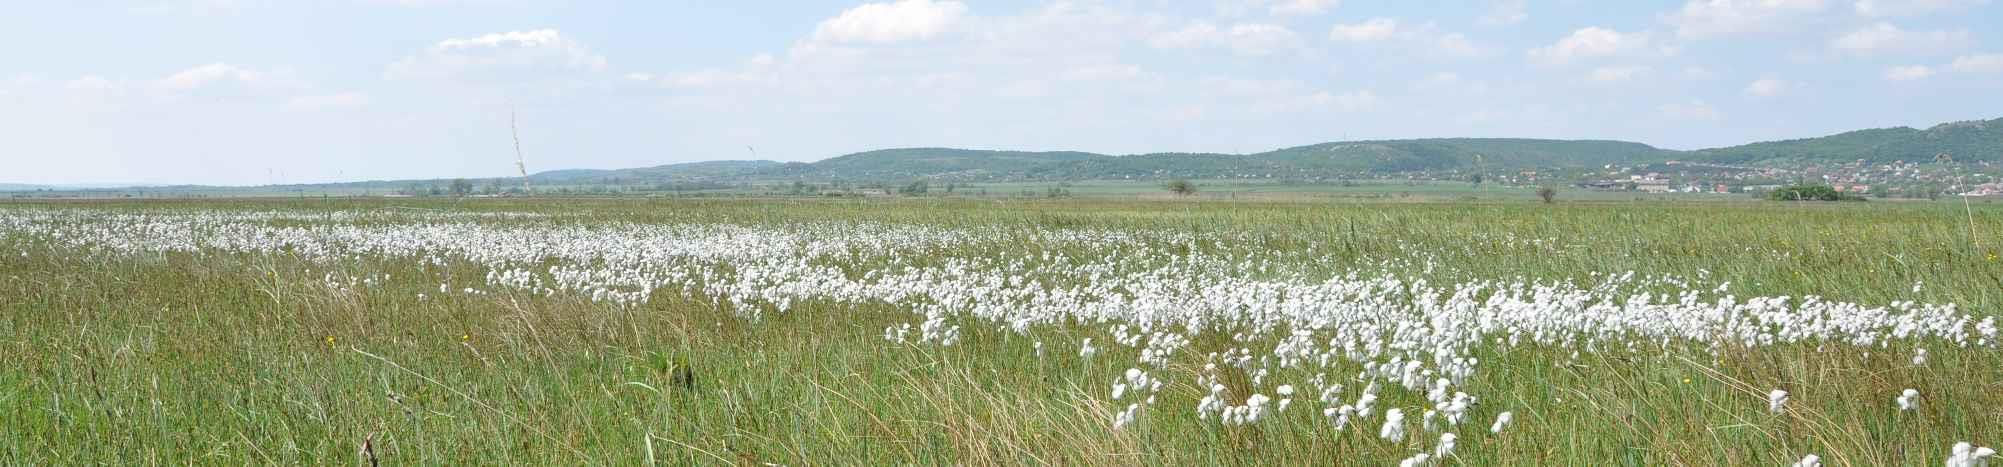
[
  {"left": 898, "top": 179, "right": 930, "bottom": 195},
  {"left": 1768, "top": 184, "right": 1864, "bottom": 202},
  {"left": 1165, "top": 179, "right": 1197, "bottom": 196},
  {"left": 448, "top": 179, "right": 473, "bottom": 196},
  {"left": 1469, "top": 174, "right": 1485, "bottom": 187},
  {"left": 1537, "top": 186, "right": 1558, "bottom": 204}
]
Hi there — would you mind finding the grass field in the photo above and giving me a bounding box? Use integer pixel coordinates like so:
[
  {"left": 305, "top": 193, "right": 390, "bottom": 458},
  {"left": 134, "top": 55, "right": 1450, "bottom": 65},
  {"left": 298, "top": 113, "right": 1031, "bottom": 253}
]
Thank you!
[{"left": 2, "top": 197, "right": 1999, "bottom": 465}]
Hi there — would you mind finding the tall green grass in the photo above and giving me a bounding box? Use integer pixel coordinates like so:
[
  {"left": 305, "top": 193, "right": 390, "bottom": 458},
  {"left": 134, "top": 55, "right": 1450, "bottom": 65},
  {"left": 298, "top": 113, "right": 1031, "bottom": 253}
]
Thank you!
[{"left": 0, "top": 198, "right": 1998, "bottom": 464}]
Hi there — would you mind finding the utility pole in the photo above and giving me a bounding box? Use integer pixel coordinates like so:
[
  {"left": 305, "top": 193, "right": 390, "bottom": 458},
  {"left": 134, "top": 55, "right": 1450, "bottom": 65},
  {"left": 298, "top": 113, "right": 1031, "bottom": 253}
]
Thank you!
[{"left": 512, "top": 109, "right": 531, "bottom": 195}]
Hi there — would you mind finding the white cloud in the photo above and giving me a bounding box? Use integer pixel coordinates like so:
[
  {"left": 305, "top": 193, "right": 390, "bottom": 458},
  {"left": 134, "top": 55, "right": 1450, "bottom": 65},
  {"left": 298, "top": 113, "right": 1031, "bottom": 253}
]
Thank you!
[
  {"left": 1433, "top": 33, "right": 1486, "bottom": 57},
  {"left": 1529, "top": 27, "right": 1650, "bottom": 64},
  {"left": 1682, "top": 66, "right": 1721, "bottom": 79},
  {"left": 285, "top": 92, "right": 370, "bottom": 111},
  {"left": 1269, "top": 0, "right": 1339, "bottom": 16},
  {"left": 1948, "top": 53, "right": 2003, "bottom": 73},
  {"left": 1743, "top": 77, "right": 1791, "bottom": 97},
  {"left": 1829, "top": 22, "right": 1970, "bottom": 56},
  {"left": 1660, "top": 100, "right": 1723, "bottom": 120},
  {"left": 1882, "top": 65, "right": 1935, "bottom": 80},
  {"left": 1153, "top": 22, "right": 1303, "bottom": 56},
  {"left": 1479, "top": 0, "right": 1528, "bottom": 26},
  {"left": 1328, "top": 19, "right": 1491, "bottom": 58},
  {"left": 1663, "top": 0, "right": 1828, "bottom": 39},
  {"left": 1853, "top": 0, "right": 1990, "bottom": 16},
  {"left": 1329, "top": 18, "right": 1399, "bottom": 42},
  {"left": 149, "top": 63, "right": 309, "bottom": 98},
  {"left": 388, "top": 29, "right": 607, "bottom": 80},
  {"left": 811, "top": 0, "right": 968, "bottom": 44},
  {"left": 1587, "top": 66, "right": 1649, "bottom": 82},
  {"left": 434, "top": 29, "right": 564, "bottom": 51},
  {"left": 158, "top": 63, "right": 267, "bottom": 90}
]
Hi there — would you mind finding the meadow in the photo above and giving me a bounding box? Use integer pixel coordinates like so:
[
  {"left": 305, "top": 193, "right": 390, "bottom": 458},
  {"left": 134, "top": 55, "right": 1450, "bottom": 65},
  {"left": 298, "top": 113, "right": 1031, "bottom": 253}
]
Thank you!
[{"left": 1, "top": 197, "right": 1999, "bottom": 465}]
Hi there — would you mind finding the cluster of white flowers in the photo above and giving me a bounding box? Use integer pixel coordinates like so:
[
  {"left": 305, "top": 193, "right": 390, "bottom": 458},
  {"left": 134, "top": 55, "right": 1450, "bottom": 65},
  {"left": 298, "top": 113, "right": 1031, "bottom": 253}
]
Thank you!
[{"left": 1111, "top": 368, "right": 1162, "bottom": 406}]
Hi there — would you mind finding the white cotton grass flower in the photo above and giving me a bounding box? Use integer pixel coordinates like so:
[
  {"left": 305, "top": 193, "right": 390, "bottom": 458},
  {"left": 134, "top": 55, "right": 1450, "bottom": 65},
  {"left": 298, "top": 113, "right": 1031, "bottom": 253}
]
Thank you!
[
  {"left": 1490, "top": 411, "right": 1513, "bottom": 435},
  {"left": 1113, "top": 403, "right": 1141, "bottom": 429},
  {"left": 1397, "top": 453, "right": 1430, "bottom": 467},
  {"left": 1326, "top": 404, "right": 1356, "bottom": 431},
  {"left": 1243, "top": 394, "right": 1271, "bottom": 424},
  {"left": 1912, "top": 348, "right": 1928, "bottom": 366},
  {"left": 1442, "top": 392, "right": 1474, "bottom": 426},
  {"left": 1356, "top": 393, "right": 1379, "bottom": 420},
  {"left": 1197, "top": 383, "right": 1228, "bottom": 421},
  {"left": 1422, "top": 409, "right": 1439, "bottom": 432},
  {"left": 1792, "top": 453, "right": 1820, "bottom": 467},
  {"left": 1434, "top": 432, "right": 1458, "bottom": 459},
  {"left": 1380, "top": 408, "right": 1407, "bottom": 443},
  {"left": 1896, "top": 388, "right": 1919, "bottom": 412},
  {"left": 1768, "top": 389, "right": 1789, "bottom": 414},
  {"left": 1947, "top": 442, "right": 1996, "bottom": 467}
]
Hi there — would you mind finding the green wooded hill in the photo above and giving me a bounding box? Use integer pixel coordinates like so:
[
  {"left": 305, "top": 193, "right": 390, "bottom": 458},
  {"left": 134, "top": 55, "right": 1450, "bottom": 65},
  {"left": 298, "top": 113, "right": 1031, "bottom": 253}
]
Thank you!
[
  {"left": 1683, "top": 118, "right": 2003, "bottom": 165},
  {"left": 554, "top": 117, "right": 1998, "bottom": 182},
  {"left": 11, "top": 117, "right": 1999, "bottom": 193}
]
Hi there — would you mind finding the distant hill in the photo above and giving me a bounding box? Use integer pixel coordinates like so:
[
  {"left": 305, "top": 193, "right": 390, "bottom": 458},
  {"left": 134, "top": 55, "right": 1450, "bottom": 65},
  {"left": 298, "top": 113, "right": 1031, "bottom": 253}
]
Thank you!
[
  {"left": 528, "top": 160, "right": 786, "bottom": 184},
  {"left": 801, "top": 148, "right": 1106, "bottom": 179},
  {"left": 1250, "top": 138, "right": 1667, "bottom": 173},
  {"left": 8, "top": 116, "right": 2000, "bottom": 192},
  {"left": 1685, "top": 118, "right": 2003, "bottom": 165}
]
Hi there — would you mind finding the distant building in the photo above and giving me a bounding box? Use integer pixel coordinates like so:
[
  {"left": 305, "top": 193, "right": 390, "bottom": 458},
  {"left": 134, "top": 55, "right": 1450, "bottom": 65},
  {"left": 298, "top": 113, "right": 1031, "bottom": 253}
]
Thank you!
[{"left": 1963, "top": 183, "right": 2003, "bottom": 197}]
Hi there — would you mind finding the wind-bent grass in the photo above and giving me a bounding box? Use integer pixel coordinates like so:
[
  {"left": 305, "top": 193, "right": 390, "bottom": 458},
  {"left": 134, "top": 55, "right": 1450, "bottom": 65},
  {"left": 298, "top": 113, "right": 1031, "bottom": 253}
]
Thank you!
[{"left": 1, "top": 197, "right": 1999, "bottom": 465}]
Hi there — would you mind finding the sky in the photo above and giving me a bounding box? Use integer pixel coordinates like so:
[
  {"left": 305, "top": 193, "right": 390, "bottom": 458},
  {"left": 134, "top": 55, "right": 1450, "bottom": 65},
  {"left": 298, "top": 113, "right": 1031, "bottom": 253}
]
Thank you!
[{"left": 3, "top": 0, "right": 2002, "bottom": 186}]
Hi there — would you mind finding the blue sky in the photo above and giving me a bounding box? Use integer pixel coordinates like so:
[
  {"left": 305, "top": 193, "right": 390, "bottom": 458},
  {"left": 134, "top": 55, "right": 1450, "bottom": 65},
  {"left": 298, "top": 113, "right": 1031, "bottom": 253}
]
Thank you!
[{"left": 3, "top": 0, "right": 2001, "bottom": 186}]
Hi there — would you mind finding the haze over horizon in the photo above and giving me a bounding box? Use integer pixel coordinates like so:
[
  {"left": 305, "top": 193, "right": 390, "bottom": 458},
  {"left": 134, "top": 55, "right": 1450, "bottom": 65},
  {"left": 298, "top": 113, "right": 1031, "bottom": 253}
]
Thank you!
[{"left": 5, "top": 0, "right": 2003, "bottom": 186}]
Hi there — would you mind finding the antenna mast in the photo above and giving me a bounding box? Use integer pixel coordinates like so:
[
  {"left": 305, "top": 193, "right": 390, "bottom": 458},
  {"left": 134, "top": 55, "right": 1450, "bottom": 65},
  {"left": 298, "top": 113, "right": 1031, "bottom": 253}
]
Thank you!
[{"left": 512, "top": 109, "right": 531, "bottom": 195}]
